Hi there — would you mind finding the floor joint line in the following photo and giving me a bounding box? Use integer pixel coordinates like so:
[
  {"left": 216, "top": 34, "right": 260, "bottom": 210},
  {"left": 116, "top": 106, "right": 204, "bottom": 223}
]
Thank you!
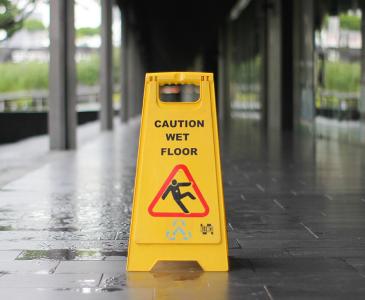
[{"left": 300, "top": 222, "right": 319, "bottom": 239}]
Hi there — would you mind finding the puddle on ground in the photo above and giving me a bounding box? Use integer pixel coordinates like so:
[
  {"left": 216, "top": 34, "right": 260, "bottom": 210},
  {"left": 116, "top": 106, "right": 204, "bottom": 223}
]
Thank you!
[
  {"left": 100, "top": 274, "right": 127, "bottom": 292},
  {"left": 0, "top": 225, "right": 13, "bottom": 231},
  {"left": 16, "top": 249, "right": 127, "bottom": 260},
  {"left": 0, "top": 271, "right": 10, "bottom": 276},
  {"left": 48, "top": 226, "right": 79, "bottom": 232},
  {"left": 53, "top": 287, "right": 96, "bottom": 293},
  {"left": 152, "top": 271, "right": 202, "bottom": 281},
  {"left": 127, "top": 271, "right": 229, "bottom": 298}
]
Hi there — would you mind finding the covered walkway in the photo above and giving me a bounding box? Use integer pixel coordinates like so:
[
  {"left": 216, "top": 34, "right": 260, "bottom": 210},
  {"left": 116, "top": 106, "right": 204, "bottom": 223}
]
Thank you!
[
  {"left": 0, "top": 117, "right": 365, "bottom": 299},
  {"left": 2, "top": 0, "right": 365, "bottom": 298}
]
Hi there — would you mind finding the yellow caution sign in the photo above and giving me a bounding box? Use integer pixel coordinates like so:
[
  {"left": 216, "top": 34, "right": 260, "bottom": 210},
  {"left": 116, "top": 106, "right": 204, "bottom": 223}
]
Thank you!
[{"left": 127, "top": 72, "right": 228, "bottom": 271}]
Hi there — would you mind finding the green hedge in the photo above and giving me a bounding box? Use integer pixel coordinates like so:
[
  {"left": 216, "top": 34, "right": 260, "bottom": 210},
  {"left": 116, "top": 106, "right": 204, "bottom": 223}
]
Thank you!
[
  {"left": 324, "top": 61, "right": 360, "bottom": 92},
  {"left": 77, "top": 55, "right": 100, "bottom": 86},
  {"left": 23, "top": 19, "right": 46, "bottom": 32},
  {"left": 0, "top": 62, "right": 48, "bottom": 92},
  {"left": 0, "top": 50, "right": 120, "bottom": 93},
  {"left": 339, "top": 14, "right": 361, "bottom": 31},
  {"left": 1, "top": 56, "right": 358, "bottom": 94},
  {"left": 323, "top": 14, "right": 361, "bottom": 31},
  {"left": 76, "top": 27, "right": 100, "bottom": 38}
]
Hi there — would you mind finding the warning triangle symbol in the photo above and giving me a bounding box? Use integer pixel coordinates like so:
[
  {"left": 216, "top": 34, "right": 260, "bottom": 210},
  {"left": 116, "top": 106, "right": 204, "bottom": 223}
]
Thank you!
[{"left": 148, "top": 164, "right": 209, "bottom": 217}]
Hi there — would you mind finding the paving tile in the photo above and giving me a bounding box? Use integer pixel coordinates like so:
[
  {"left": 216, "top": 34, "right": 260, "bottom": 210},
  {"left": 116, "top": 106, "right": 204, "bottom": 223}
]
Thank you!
[
  {"left": 0, "top": 250, "right": 21, "bottom": 261},
  {"left": 230, "top": 247, "right": 292, "bottom": 258},
  {"left": 104, "top": 256, "right": 127, "bottom": 261},
  {"left": 55, "top": 260, "right": 125, "bottom": 274},
  {"left": 0, "top": 288, "right": 153, "bottom": 300},
  {"left": 268, "top": 285, "right": 365, "bottom": 300},
  {"left": 0, "top": 273, "right": 102, "bottom": 288},
  {"left": 249, "top": 257, "right": 354, "bottom": 274},
  {"left": 287, "top": 247, "right": 365, "bottom": 258},
  {"left": 0, "top": 260, "right": 59, "bottom": 274},
  {"left": 345, "top": 258, "right": 365, "bottom": 276},
  {"left": 17, "top": 249, "right": 107, "bottom": 261}
]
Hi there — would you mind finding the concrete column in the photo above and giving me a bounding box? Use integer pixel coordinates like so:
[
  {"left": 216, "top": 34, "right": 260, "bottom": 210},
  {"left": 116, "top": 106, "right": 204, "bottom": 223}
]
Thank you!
[
  {"left": 100, "top": 0, "right": 114, "bottom": 130},
  {"left": 302, "top": 0, "right": 315, "bottom": 125},
  {"left": 48, "top": 0, "right": 77, "bottom": 150},
  {"left": 360, "top": 1, "right": 365, "bottom": 143},
  {"left": 258, "top": 0, "right": 268, "bottom": 128},
  {"left": 281, "top": 0, "right": 294, "bottom": 131},
  {"left": 120, "top": 9, "right": 129, "bottom": 122},
  {"left": 134, "top": 42, "right": 141, "bottom": 116},
  {"left": 292, "top": 0, "right": 302, "bottom": 130},
  {"left": 133, "top": 35, "right": 143, "bottom": 117},
  {"left": 135, "top": 49, "right": 144, "bottom": 115},
  {"left": 127, "top": 29, "right": 137, "bottom": 118},
  {"left": 120, "top": 12, "right": 143, "bottom": 121},
  {"left": 266, "top": 0, "right": 282, "bottom": 131},
  {"left": 293, "top": 0, "right": 315, "bottom": 133},
  {"left": 360, "top": 1, "right": 365, "bottom": 119},
  {"left": 218, "top": 24, "right": 230, "bottom": 126}
]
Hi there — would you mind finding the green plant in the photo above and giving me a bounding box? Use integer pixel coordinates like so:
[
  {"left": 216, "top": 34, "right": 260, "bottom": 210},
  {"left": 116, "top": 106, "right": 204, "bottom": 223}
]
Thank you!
[
  {"left": 339, "top": 13, "right": 361, "bottom": 31},
  {"left": 23, "top": 18, "right": 45, "bottom": 32},
  {"left": 76, "top": 27, "right": 100, "bottom": 38},
  {"left": 0, "top": 0, "right": 38, "bottom": 41},
  {"left": 324, "top": 61, "right": 360, "bottom": 92},
  {"left": 0, "top": 62, "right": 48, "bottom": 92},
  {"left": 0, "top": 49, "right": 123, "bottom": 92},
  {"left": 0, "top": 58, "right": 100, "bottom": 92},
  {"left": 77, "top": 55, "right": 100, "bottom": 86}
]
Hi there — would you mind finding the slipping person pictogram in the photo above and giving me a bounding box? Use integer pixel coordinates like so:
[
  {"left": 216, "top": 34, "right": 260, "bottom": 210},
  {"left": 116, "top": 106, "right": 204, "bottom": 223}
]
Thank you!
[{"left": 162, "top": 179, "right": 196, "bottom": 213}]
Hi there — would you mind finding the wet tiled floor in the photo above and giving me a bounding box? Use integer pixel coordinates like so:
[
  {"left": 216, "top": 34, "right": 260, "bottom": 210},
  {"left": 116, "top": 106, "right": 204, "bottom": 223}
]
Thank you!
[{"left": 1, "top": 116, "right": 365, "bottom": 299}]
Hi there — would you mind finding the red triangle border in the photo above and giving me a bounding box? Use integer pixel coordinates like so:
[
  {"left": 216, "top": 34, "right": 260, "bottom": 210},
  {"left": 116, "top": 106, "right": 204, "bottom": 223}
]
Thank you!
[{"left": 148, "top": 164, "right": 209, "bottom": 217}]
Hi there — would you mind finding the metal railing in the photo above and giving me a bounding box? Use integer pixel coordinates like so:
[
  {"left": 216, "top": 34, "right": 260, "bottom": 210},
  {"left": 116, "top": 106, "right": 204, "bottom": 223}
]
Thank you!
[
  {"left": 0, "top": 85, "right": 120, "bottom": 113},
  {"left": 230, "top": 83, "right": 262, "bottom": 111},
  {"left": 316, "top": 89, "right": 360, "bottom": 120}
]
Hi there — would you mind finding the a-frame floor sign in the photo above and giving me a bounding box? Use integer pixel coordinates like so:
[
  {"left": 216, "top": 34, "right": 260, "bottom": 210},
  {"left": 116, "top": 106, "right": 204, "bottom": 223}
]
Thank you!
[{"left": 127, "top": 72, "right": 228, "bottom": 271}]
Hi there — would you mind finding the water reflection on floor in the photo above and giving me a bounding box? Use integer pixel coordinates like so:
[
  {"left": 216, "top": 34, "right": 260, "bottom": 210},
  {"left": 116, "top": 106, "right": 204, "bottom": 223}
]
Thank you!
[
  {"left": 127, "top": 271, "right": 230, "bottom": 300},
  {"left": 316, "top": 116, "right": 365, "bottom": 145}
]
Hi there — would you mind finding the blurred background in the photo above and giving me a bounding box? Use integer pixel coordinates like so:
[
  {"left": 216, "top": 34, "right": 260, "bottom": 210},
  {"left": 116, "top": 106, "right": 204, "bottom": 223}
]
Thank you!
[
  {"left": 1, "top": 1, "right": 365, "bottom": 297},
  {"left": 1, "top": 0, "right": 365, "bottom": 147},
  {"left": 0, "top": 0, "right": 121, "bottom": 143}
]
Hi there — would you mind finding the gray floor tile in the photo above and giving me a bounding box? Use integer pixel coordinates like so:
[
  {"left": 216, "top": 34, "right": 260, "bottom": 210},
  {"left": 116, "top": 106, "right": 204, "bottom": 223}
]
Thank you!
[
  {"left": 0, "top": 260, "right": 59, "bottom": 274},
  {"left": 0, "top": 273, "right": 102, "bottom": 288},
  {"left": 0, "top": 288, "right": 153, "bottom": 300},
  {"left": 55, "top": 260, "right": 125, "bottom": 274},
  {"left": 0, "top": 250, "right": 21, "bottom": 261}
]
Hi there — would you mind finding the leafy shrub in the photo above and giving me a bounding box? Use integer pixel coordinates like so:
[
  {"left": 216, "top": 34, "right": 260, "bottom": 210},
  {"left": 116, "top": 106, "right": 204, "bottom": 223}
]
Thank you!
[
  {"left": 76, "top": 27, "right": 100, "bottom": 38},
  {"left": 325, "top": 61, "right": 360, "bottom": 92},
  {"left": 339, "top": 14, "right": 361, "bottom": 31},
  {"left": 0, "top": 62, "right": 48, "bottom": 92},
  {"left": 23, "top": 19, "right": 46, "bottom": 32},
  {"left": 77, "top": 55, "right": 100, "bottom": 86},
  {"left": 0, "top": 49, "right": 121, "bottom": 92}
]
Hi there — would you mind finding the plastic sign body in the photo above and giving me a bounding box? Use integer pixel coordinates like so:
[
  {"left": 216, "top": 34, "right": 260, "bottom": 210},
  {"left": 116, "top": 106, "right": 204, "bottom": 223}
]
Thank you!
[{"left": 127, "top": 72, "right": 228, "bottom": 271}]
